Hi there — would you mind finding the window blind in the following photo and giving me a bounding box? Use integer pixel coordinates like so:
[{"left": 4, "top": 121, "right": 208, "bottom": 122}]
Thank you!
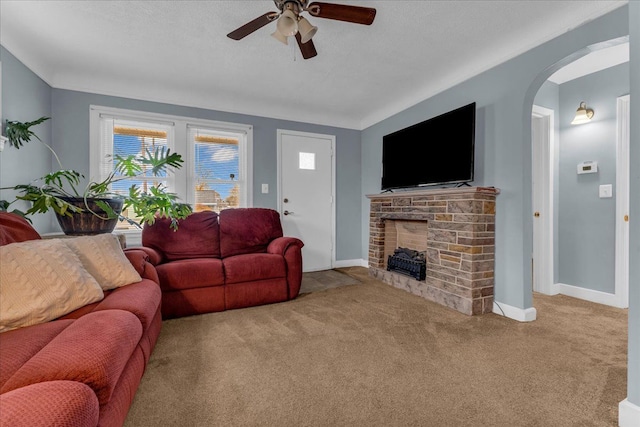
[{"left": 189, "top": 126, "right": 241, "bottom": 213}]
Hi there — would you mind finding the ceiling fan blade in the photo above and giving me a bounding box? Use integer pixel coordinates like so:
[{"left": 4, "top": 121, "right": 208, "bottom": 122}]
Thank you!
[
  {"left": 307, "top": 2, "right": 376, "bottom": 25},
  {"left": 227, "top": 12, "right": 279, "bottom": 40},
  {"left": 295, "top": 33, "right": 318, "bottom": 60}
]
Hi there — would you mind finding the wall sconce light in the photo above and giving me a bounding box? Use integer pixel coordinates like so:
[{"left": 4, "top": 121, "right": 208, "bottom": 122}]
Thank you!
[{"left": 571, "top": 101, "right": 594, "bottom": 125}]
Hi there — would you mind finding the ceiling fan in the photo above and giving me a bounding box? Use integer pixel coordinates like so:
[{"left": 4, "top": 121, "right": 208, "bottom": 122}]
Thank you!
[{"left": 227, "top": 0, "right": 377, "bottom": 60}]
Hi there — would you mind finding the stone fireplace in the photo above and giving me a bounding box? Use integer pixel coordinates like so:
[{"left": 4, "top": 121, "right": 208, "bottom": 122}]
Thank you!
[{"left": 367, "top": 186, "right": 499, "bottom": 315}]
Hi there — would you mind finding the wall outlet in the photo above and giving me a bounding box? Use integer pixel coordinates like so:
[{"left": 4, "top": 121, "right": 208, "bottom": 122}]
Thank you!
[
  {"left": 261, "top": 183, "right": 269, "bottom": 194},
  {"left": 599, "top": 184, "right": 612, "bottom": 198}
]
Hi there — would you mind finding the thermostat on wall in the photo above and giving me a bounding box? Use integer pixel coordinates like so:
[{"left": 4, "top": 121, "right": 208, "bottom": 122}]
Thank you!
[{"left": 577, "top": 161, "right": 598, "bottom": 174}]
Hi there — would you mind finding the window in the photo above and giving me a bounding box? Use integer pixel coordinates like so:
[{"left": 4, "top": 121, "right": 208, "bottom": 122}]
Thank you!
[
  {"left": 90, "top": 106, "right": 253, "bottom": 233},
  {"left": 94, "top": 116, "right": 176, "bottom": 230},
  {"left": 188, "top": 126, "right": 247, "bottom": 213}
]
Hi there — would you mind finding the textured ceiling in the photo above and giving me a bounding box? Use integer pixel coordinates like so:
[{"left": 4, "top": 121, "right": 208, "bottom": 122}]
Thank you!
[{"left": 0, "top": 0, "right": 629, "bottom": 129}]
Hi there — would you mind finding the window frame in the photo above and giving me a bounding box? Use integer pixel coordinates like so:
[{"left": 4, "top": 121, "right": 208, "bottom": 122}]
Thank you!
[
  {"left": 186, "top": 123, "right": 251, "bottom": 211},
  {"left": 89, "top": 105, "right": 253, "bottom": 238}
]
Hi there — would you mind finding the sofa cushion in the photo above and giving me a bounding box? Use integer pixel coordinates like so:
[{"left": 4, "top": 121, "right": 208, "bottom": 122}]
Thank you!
[
  {"left": 58, "top": 279, "right": 161, "bottom": 334},
  {"left": 0, "top": 319, "right": 74, "bottom": 388},
  {"left": 0, "top": 380, "right": 100, "bottom": 427},
  {"left": 225, "top": 278, "right": 288, "bottom": 310},
  {"left": 64, "top": 234, "right": 142, "bottom": 291},
  {"left": 219, "top": 208, "right": 283, "bottom": 258},
  {"left": 0, "top": 239, "right": 105, "bottom": 333},
  {"left": 1, "top": 310, "right": 142, "bottom": 406},
  {"left": 156, "top": 258, "right": 225, "bottom": 291},
  {"left": 142, "top": 211, "right": 221, "bottom": 261},
  {"left": 0, "top": 213, "right": 41, "bottom": 245},
  {"left": 92, "top": 280, "right": 161, "bottom": 331},
  {"left": 222, "top": 253, "right": 286, "bottom": 284},
  {"left": 161, "top": 287, "right": 226, "bottom": 319}
]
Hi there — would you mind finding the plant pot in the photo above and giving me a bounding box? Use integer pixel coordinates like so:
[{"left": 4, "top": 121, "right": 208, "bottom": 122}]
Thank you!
[{"left": 55, "top": 197, "right": 124, "bottom": 236}]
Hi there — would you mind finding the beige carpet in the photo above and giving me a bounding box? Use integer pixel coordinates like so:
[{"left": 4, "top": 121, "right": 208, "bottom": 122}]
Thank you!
[{"left": 124, "top": 267, "right": 627, "bottom": 427}]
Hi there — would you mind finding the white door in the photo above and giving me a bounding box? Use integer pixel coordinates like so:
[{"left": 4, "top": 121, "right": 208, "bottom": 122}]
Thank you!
[{"left": 277, "top": 130, "right": 335, "bottom": 272}]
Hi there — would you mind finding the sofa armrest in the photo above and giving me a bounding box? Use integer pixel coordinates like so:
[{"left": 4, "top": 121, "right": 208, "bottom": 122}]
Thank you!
[
  {"left": 267, "top": 237, "right": 304, "bottom": 256},
  {"left": 128, "top": 246, "right": 164, "bottom": 266},
  {"left": 268, "top": 237, "right": 304, "bottom": 299},
  {"left": 123, "top": 249, "right": 160, "bottom": 284},
  {"left": 0, "top": 380, "right": 99, "bottom": 427}
]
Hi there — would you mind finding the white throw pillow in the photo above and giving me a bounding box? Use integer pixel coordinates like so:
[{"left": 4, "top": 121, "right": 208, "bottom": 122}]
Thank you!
[
  {"left": 63, "top": 234, "right": 142, "bottom": 291},
  {"left": 0, "top": 239, "right": 105, "bottom": 333}
]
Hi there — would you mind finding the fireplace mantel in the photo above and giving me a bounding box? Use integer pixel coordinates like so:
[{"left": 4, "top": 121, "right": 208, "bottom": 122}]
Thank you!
[
  {"left": 367, "top": 186, "right": 500, "bottom": 200},
  {"left": 367, "top": 186, "right": 500, "bottom": 316}
]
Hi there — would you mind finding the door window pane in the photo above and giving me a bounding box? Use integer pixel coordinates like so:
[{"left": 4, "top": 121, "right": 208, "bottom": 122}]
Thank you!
[{"left": 299, "top": 152, "right": 316, "bottom": 170}]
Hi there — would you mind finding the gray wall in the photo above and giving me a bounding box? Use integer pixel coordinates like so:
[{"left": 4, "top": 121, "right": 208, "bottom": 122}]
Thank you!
[
  {"left": 0, "top": 46, "right": 53, "bottom": 232},
  {"left": 627, "top": 0, "right": 640, "bottom": 410},
  {"left": 361, "top": 6, "right": 629, "bottom": 312},
  {"left": 557, "top": 64, "right": 628, "bottom": 293},
  {"left": 50, "top": 89, "right": 362, "bottom": 261}
]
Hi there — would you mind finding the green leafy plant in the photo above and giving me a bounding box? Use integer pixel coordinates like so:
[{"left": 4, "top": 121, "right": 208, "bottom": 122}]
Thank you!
[
  {"left": 1, "top": 117, "right": 192, "bottom": 230},
  {"left": 5, "top": 116, "right": 50, "bottom": 149}
]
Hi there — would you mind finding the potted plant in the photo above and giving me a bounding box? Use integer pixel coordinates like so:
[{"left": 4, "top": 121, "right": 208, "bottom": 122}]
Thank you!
[{"left": 1, "top": 116, "right": 192, "bottom": 234}]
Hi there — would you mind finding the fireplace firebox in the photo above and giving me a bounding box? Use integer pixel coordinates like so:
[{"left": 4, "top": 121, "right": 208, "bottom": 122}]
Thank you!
[{"left": 387, "top": 247, "right": 426, "bottom": 281}]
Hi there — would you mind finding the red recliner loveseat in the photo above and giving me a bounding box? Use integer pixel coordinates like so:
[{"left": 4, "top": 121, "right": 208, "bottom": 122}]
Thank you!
[{"left": 138, "top": 208, "right": 304, "bottom": 319}]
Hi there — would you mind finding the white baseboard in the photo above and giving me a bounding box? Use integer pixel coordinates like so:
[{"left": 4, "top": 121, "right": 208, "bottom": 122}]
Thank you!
[
  {"left": 619, "top": 399, "right": 640, "bottom": 427},
  {"left": 333, "top": 259, "right": 369, "bottom": 268},
  {"left": 493, "top": 301, "right": 537, "bottom": 322},
  {"left": 556, "top": 283, "right": 626, "bottom": 308}
]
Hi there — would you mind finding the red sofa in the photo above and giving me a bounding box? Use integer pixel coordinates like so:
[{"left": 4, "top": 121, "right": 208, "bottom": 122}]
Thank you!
[
  {"left": 0, "top": 213, "right": 162, "bottom": 427},
  {"left": 139, "top": 208, "right": 304, "bottom": 319}
]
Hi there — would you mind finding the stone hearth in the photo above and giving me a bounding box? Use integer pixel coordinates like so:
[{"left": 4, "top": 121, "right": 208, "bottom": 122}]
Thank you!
[{"left": 367, "top": 187, "right": 499, "bottom": 315}]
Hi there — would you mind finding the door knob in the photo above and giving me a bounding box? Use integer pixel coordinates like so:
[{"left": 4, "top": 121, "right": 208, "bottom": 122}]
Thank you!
[
  {"left": 534, "top": 212, "right": 540, "bottom": 217},
  {"left": 283, "top": 210, "right": 294, "bottom": 216},
  {"left": 624, "top": 215, "right": 629, "bottom": 222}
]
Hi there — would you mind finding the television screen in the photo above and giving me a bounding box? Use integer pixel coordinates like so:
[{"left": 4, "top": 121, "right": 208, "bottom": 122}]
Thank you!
[{"left": 381, "top": 102, "right": 476, "bottom": 190}]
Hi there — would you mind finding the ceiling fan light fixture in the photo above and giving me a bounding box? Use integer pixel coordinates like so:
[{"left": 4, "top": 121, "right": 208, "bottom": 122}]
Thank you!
[
  {"left": 298, "top": 16, "right": 317, "bottom": 43},
  {"left": 227, "top": 1, "right": 377, "bottom": 60},
  {"left": 277, "top": 9, "right": 299, "bottom": 37},
  {"left": 271, "top": 30, "right": 289, "bottom": 45}
]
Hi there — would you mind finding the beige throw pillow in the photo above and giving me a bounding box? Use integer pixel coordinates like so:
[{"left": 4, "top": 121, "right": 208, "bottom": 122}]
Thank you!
[
  {"left": 0, "top": 239, "right": 105, "bottom": 333},
  {"left": 63, "top": 234, "right": 142, "bottom": 291}
]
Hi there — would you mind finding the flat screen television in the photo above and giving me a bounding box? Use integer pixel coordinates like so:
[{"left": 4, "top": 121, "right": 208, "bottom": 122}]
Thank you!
[{"left": 381, "top": 102, "right": 476, "bottom": 190}]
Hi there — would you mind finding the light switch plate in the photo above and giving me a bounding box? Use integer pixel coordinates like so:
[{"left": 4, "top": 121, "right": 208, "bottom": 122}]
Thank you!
[
  {"left": 599, "top": 184, "right": 612, "bottom": 198},
  {"left": 261, "top": 183, "right": 269, "bottom": 194}
]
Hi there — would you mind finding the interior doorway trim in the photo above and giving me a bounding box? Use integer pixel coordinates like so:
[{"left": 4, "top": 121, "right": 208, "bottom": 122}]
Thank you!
[
  {"left": 531, "top": 105, "right": 557, "bottom": 296},
  {"left": 532, "top": 98, "right": 630, "bottom": 308},
  {"left": 614, "top": 94, "right": 630, "bottom": 308}
]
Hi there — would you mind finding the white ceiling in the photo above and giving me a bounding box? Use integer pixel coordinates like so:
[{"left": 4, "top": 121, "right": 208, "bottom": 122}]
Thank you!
[{"left": 0, "top": 0, "right": 629, "bottom": 130}]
